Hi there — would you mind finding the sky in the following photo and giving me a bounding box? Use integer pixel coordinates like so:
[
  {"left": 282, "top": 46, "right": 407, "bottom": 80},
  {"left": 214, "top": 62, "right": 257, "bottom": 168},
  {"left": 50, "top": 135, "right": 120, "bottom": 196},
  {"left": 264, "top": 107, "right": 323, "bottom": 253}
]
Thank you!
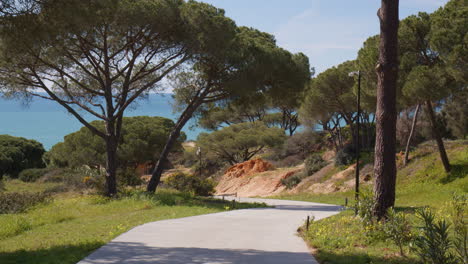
[{"left": 200, "top": 0, "right": 449, "bottom": 74}]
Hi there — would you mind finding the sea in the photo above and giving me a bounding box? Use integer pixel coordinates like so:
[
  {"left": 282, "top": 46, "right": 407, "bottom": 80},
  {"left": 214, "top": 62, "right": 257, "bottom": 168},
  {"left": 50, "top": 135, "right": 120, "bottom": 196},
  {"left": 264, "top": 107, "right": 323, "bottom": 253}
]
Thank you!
[{"left": 0, "top": 94, "right": 204, "bottom": 150}]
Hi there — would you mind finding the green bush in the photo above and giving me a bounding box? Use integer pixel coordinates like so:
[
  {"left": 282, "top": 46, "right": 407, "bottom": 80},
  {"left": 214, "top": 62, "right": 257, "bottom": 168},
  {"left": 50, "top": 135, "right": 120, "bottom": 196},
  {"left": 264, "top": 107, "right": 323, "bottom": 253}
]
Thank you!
[
  {"left": 271, "top": 155, "right": 304, "bottom": 168},
  {"left": 40, "top": 167, "right": 105, "bottom": 193},
  {"left": 45, "top": 116, "right": 185, "bottom": 169},
  {"left": 304, "top": 154, "right": 327, "bottom": 176},
  {"left": 335, "top": 144, "right": 356, "bottom": 166},
  {"left": 0, "top": 135, "right": 46, "bottom": 178},
  {"left": 280, "top": 173, "right": 305, "bottom": 189},
  {"left": 165, "top": 172, "right": 215, "bottom": 196},
  {"left": 18, "top": 168, "right": 53, "bottom": 182},
  {"left": 414, "top": 208, "right": 458, "bottom": 264},
  {"left": 117, "top": 167, "right": 142, "bottom": 187},
  {"left": 356, "top": 190, "right": 375, "bottom": 226},
  {"left": 383, "top": 208, "right": 414, "bottom": 256},
  {"left": 0, "top": 192, "right": 51, "bottom": 214},
  {"left": 451, "top": 194, "right": 467, "bottom": 263},
  {"left": 280, "top": 154, "right": 327, "bottom": 189}
]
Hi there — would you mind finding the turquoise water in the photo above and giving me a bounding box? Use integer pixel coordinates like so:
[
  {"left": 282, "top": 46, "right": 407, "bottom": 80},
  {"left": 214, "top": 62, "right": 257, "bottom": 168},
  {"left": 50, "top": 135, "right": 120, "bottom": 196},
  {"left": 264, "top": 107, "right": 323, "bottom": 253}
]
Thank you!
[{"left": 0, "top": 94, "right": 204, "bottom": 150}]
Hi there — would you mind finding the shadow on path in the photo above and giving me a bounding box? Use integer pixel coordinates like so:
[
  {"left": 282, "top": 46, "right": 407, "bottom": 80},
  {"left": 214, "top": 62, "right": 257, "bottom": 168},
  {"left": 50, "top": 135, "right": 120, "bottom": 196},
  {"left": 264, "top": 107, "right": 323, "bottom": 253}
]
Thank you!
[{"left": 80, "top": 241, "right": 317, "bottom": 264}]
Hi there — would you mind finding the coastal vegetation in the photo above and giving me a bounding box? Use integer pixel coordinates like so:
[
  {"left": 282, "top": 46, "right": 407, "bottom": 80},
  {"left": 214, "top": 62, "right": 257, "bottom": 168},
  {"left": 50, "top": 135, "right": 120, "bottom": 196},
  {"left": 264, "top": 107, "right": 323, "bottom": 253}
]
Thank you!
[{"left": 0, "top": 0, "right": 466, "bottom": 264}]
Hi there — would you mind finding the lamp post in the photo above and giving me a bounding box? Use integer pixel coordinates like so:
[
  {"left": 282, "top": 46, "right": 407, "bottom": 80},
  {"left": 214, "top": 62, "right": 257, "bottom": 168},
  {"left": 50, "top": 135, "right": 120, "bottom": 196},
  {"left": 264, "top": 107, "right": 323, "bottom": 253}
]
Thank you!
[{"left": 349, "top": 70, "right": 361, "bottom": 216}]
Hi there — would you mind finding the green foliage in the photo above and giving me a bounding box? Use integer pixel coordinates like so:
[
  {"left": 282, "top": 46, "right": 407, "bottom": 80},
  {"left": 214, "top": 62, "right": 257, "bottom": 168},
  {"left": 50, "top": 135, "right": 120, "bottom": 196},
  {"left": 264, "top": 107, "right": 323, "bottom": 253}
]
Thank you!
[
  {"left": 0, "top": 192, "right": 51, "bottom": 214},
  {"left": 302, "top": 210, "right": 418, "bottom": 264},
  {"left": 197, "top": 122, "right": 286, "bottom": 165},
  {"left": 356, "top": 189, "right": 376, "bottom": 227},
  {"left": 430, "top": 0, "right": 468, "bottom": 83},
  {"left": 280, "top": 173, "right": 305, "bottom": 189},
  {"left": 279, "top": 152, "right": 329, "bottom": 190},
  {"left": 304, "top": 153, "right": 327, "bottom": 176},
  {"left": 0, "top": 135, "right": 45, "bottom": 178},
  {"left": 355, "top": 35, "right": 379, "bottom": 112},
  {"left": 279, "top": 141, "right": 468, "bottom": 264},
  {"left": 45, "top": 116, "right": 184, "bottom": 168},
  {"left": 282, "top": 131, "right": 323, "bottom": 158},
  {"left": 18, "top": 168, "right": 53, "bottom": 183},
  {"left": 117, "top": 167, "right": 142, "bottom": 187},
  {"left": 450, "top": 194, "right": 467, "bottom": 263},
  {"left": 414, "top": 208, "right": 458, "bottom": 264},
  {"left": 335, "top": 144, "right": 356, "bottom": 166},
  {"left": 299, "top": 61, "right": 356, "bottom": 127},
  {"left": 442, "top": 89, "right": 468, "bottom": 139},
  {"left": 165, "top": 172, "right": 215, "bottom": 196},
  {"left": 383, "top": 208, "right": 414, "bottom": 256},
  {"left": 30, "top": 167, "right": 106, "bottom": 194}
]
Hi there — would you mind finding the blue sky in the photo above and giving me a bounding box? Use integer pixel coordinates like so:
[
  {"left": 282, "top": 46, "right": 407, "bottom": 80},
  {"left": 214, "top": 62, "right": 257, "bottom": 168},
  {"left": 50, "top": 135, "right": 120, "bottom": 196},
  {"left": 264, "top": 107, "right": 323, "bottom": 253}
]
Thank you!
[{"left": 201, "top": 0, "right": 449, "bottom": 74}]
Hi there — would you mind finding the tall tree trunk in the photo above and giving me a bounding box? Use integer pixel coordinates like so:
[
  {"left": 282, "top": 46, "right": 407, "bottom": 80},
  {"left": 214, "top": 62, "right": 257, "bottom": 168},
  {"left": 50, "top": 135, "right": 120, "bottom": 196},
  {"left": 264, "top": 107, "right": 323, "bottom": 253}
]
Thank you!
[
  {"left": 373, "top": 0, "right": 399, "bottom": 220},
  {"left": 404, "top": 104, "right": 420, "bottom": 166},
  {"left": 104, "top": 132, "right": 118, "bottom": 197},
  {"left": 425, "top": 100, "right": 451, "bottom": 172},
  {"left": 147, "top": 100, "right": 203, "bottom": 193}
]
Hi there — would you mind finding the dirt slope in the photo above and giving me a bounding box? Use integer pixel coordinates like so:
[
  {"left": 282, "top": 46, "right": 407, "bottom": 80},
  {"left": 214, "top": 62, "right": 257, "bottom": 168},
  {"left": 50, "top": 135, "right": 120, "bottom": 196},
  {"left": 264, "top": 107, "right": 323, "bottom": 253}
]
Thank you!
[
  {"left": 215, "top": 159, "right": 302, "bottom": 197},
  {"left": 215, "top": 159, "right": 373, "bottom": 197}
]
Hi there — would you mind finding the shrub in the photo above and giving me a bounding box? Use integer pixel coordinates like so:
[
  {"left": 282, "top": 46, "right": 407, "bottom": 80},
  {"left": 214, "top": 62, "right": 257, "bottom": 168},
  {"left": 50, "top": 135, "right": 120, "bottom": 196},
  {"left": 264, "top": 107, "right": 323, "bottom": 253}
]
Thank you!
[
  {"left": 282, "top": 131, "right": 322, "bottom": 159},
  {"left": 280, "top": 171, "right": 309, "bottom": 189},
  {"left": 18, "top": 168, "right": 53, "bottom": 182},
  {"left": 45, "top": 116, "right": 185, "bottom": 169},
  {"left": 280, "top": 173, "right": 304, "bottom": 189},
  {"left": 40, "top": 167, "right": 105, "bottom": 193},
  {"left": 0, "top": 192, "right": 51, "bottom": 214},
  {"left": 335, "top": 144, "right": 356, "bottom": 166},
  {"left": 356, "top": 189, "right": 375, "bottom": 227},
  {"left": 182, "top": 149, "right": 198, "bottom": 168},
  {"left": 165, "top": 172, "right": 215, "bottom": 196},
  {"left": 280, "top": 154, "right": 327, "bottom": 189},
  {"left": 304, "top": 154, "right": 327, "bottom": 176},
  {"left": 450, "top": 194, "right": 467, "bottom": 263},
  {"left": 414, "top": 208, "right": 458, "bottom": 264},
  {"left": 117, "top": 167, "right": 142, "bottom": 187},
  {"left": 0, "top": 135, "right": 46, "bottom": 178},
  {"left": 383, "top": 208, "right": 414, "bottom": 256},
  {"left": 197, "top": 122, "right": 286, "bottom": 165},
  {"left": 273, "top": 155, "right": 304, "bottom": 168}
]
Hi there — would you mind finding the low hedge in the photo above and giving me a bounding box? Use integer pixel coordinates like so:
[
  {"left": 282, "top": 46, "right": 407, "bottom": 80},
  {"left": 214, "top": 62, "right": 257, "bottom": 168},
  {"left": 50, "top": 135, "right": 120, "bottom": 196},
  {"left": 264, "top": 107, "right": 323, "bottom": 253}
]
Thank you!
[{"left": 0, "top": 192, "right": 51, "bottom": 214}]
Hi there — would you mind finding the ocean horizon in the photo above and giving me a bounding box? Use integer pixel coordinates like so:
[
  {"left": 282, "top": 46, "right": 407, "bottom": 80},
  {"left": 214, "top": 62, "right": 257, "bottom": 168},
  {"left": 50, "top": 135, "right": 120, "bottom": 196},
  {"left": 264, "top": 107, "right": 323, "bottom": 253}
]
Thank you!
[{"left": 0, "top": 94, "right": 205, "bottom": 150}]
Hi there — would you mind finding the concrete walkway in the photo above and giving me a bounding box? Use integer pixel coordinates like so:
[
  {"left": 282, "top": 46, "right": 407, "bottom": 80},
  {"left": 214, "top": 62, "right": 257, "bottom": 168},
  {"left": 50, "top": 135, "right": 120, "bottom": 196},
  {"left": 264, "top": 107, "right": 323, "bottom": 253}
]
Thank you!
[{"left": 78, "top": 197, "right": 342, "bottom": 264}]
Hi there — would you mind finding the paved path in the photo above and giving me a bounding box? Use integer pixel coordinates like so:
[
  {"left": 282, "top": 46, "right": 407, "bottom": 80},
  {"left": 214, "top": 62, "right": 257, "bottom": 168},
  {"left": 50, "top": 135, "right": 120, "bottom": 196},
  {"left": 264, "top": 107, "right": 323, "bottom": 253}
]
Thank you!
[{"left": 78, "top": 197, "right": 342, "bottom": 264}]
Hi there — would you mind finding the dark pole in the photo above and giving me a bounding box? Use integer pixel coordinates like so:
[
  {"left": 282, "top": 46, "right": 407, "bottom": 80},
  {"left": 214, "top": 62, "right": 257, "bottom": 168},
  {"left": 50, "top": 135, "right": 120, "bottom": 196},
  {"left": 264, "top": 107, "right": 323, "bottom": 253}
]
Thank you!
[{"left": 355, "top": 71, "right": 361, "bottom": 216}]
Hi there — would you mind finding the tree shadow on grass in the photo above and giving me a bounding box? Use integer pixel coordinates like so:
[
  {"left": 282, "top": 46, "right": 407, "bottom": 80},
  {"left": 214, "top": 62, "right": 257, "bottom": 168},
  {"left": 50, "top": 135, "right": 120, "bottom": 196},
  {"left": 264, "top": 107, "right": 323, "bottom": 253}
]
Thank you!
[
  {"left": 0, "top": 241, "right": 103, "bottom": 264},
  {"left": 315, "top": 250, "right": 421, "bottom": 264},
  {"left": 440, "top": 163, "right": 468, "bottom": 184}
]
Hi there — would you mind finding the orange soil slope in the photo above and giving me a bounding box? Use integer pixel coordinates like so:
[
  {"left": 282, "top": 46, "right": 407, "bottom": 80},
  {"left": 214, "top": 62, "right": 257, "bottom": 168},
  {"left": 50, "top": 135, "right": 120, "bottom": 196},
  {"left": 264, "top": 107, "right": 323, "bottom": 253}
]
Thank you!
[{"left": 215, "top": 159, "right": 301, "bottom": 197}]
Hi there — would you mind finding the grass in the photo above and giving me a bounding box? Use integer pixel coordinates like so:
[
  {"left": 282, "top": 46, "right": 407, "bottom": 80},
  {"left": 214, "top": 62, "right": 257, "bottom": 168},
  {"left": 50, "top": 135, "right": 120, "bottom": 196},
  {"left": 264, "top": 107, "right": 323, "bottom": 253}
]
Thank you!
[
  {"left": 2, "top": 179, "right": 62, "bottom": 194},
  {"left": 276, "top": 140, "right": 468, "bottom": 264},
  {"left": 0, "top": 187, "right": 266, "bottom": 264}
]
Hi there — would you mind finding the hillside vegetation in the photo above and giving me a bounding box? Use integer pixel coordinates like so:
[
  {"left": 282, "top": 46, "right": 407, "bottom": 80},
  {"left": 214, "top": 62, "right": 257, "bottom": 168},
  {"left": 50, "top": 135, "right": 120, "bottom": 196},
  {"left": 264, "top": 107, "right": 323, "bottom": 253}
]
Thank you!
[{"left": 275, "top": 140, "right": 467, "bottom": 264}]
